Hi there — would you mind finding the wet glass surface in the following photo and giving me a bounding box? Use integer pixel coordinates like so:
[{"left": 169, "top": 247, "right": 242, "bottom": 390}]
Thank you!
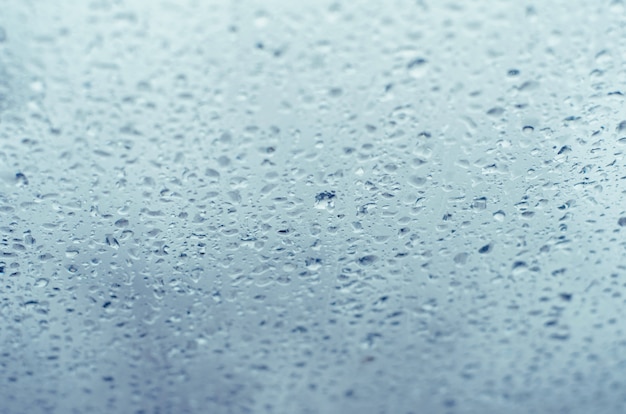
[{"left": 1, "top": 1, "right": 626, "bottom": 413}]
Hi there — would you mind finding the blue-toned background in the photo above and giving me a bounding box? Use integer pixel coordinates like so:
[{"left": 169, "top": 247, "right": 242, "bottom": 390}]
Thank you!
[{"left": 1, "top": 1, "right": 625, "bottom": 413}]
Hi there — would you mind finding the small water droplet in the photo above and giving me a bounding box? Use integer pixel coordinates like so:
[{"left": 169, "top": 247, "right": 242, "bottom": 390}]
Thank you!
[
  {"left": 15, "top": 173, "right": 28, "bottom": 186},
  {"left": 493, "top": 210, "right": 506, "bottom": 221},
  {"left": 115, "top": 218, "right": 129, "bottom": 227},
  {"left": 358, "top": 255, "right": 378, "bottom": 266},
  {"left": 34, "top": 278, "right": 49, "bottom": 288},
  {"left": 472, "top": 197, "right": 487, "bottom": 210},
  {"left": 315, "top": 191, "right": 336, "bottom": 210},
  {"left": 407, "top": 58, "right": 427, "bottom": 78},
  {"left": 478, "top": 244, "right": 492, "bottom": 254}
]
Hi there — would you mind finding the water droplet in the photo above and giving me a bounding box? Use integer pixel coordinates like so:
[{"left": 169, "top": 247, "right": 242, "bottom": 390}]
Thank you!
[
  {"left": 315, "top": 191, "right": 336, "bottom": 209},
  {"left": 407, "top": 57, "right": 427, "bottom": 78},
  {"left": 358, "top": 255, "right": 378, "bottom": 266},
  {"left": 472, "top": 197, "right": 487, "bottom": 210},
  {"left": 478, "top": 244, "right": 492, "bottom": 254},
  {"left": 114, "top": 218, "right": 129, "bottom": 227},
  {"left": 15, "top": 173, "right": 28, "bottom": 186},
  {"left": 34, "top": 278, "right": 49, "bottom": 288},
  {"left": 493, "top": 210, "right": 506, "bottom": 221}
]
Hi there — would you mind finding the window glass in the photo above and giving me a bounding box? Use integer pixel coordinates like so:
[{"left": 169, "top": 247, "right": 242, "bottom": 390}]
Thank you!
[{"left": 1, "top": 1, "right": 625, "bottom": 413}]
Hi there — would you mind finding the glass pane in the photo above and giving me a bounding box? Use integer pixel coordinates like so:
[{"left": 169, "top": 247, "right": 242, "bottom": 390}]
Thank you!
[{"left": 1, "top": 1, "right": 625, "bottom": 413}]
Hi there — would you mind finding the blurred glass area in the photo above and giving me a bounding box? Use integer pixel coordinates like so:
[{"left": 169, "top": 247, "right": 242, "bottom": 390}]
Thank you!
[{"left": 1, "top": 1, "right": 626, "bottom": 413}]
